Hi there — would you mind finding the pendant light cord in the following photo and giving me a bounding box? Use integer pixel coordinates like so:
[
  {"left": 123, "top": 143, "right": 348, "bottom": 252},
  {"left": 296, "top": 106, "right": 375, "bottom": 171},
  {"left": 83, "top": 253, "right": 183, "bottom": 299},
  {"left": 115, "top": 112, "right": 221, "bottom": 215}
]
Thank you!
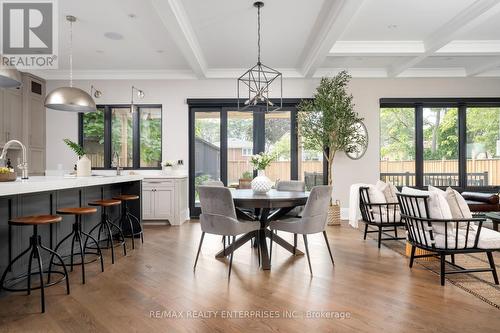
[
  {"left": 257, "top": 4, "right": 261, "bottom": 64},
  {"left": 69, "top": 19, "right": 73, "bottom": 87}
]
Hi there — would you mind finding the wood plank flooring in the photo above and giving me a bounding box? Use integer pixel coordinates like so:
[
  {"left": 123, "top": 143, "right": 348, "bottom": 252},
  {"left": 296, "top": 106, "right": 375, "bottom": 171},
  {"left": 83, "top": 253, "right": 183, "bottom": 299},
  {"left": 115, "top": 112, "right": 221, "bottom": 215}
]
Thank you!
[{"left": 0, "top": 221, "right": 499, "bottom": 333}]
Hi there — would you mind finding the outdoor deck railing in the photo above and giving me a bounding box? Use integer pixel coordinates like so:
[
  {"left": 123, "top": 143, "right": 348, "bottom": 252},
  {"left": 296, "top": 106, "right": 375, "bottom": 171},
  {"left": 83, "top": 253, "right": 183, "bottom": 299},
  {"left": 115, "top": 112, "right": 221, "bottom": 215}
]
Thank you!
[{"left": 380, "top": 172, "right": 489, "bottom": 187}]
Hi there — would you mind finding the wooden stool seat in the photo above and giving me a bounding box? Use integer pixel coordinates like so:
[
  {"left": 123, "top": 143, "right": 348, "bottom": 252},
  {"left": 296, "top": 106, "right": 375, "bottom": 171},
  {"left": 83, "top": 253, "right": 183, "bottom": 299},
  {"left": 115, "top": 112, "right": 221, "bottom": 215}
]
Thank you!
[
  {"left": 113, "top": 194, "right": 139, "bottom": 201},
  {"left": 88, "top": 199, "right": 121, "bottom": 207},
  {"left": 9, "top": 215, "right": 62, "bottom": 226},
  {"left": 56, "top": 207, "right": 97, "bottom": 215}
]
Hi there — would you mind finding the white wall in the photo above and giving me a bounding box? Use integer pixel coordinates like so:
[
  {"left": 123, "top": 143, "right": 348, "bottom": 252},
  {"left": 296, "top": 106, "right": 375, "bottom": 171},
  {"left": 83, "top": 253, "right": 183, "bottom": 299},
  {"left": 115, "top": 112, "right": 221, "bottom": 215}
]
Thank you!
[{"left": 46, "top": 77, "right": 500, "bottom": 208}]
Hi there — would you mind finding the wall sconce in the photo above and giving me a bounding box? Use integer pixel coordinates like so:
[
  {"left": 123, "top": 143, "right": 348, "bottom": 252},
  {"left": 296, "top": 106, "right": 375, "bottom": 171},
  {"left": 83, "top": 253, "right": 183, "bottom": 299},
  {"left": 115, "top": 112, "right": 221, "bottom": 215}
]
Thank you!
[
  {"left": 131, "top": 86, "right": 145, "bottom": 113},
  {"left": 91, "top": 85, "right": 102, "bottom": 98}
]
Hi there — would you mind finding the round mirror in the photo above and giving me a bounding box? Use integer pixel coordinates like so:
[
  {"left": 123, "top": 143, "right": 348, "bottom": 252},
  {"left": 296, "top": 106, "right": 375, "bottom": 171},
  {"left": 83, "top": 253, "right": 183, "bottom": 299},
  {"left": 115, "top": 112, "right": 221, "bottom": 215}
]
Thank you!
[{"left": 345, "top": 121, "right": 368, "bottom": 160}]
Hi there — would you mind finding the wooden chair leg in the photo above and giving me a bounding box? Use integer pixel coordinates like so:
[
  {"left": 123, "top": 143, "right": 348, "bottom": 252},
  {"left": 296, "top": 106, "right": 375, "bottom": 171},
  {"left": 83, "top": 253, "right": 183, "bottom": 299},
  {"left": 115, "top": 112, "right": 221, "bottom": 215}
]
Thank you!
[
  {"left": 228, "top": 236, "right": 236, "bottom": 279},
  {"left": 303, "top": 234, "right": 313, "bottom": 275},
  {"left": 487, "top": 251, "right": 499, "bottom": 285},
  {"left": 451, "top": 254, "right": 455, "bottom": 264},
  {"left": 394, "top": 226, "right": 398, "bottom": 238},
  {"left": 322, "top": 231, "right": 334, "bottom": 266},
  {"left": 409, "top": 244, "right": 416, "bottom": 268},
  {"left": 193, "top": 232, "right": 205, "bottom": 271},
  {"left": 363, "top": 224, "right": 368, "bottom": 240},
  {"left": 440, "top": 253, "right": 446, "bottom": 286}
]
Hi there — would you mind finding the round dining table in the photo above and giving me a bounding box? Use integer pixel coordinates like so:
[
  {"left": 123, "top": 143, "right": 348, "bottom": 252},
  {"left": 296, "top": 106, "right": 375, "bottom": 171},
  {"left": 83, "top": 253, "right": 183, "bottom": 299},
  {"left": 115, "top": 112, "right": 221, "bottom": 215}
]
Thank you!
[{"left": 215, "top": 189, "right": 309, "bottom": 270}]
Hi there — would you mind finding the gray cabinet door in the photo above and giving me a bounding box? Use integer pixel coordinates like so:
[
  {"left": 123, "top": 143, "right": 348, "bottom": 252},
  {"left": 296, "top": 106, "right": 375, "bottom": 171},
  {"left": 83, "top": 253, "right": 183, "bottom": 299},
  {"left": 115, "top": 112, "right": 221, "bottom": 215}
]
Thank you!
[{"left": 3, "top": 88, "right": 23, "bottom": 142}]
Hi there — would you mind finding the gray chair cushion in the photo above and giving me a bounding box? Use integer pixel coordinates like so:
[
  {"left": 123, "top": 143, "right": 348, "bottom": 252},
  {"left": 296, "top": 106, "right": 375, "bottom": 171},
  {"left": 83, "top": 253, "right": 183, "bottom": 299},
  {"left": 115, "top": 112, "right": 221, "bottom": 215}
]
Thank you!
[
  {"left": 198, "top": 186, "right": 260, "bottom": 236},
  {"left": 270, "top": 185, "right": 332, "bottom": 235},
  {"left": 276, "top": 180, "right": 306, "bottom": 217}
]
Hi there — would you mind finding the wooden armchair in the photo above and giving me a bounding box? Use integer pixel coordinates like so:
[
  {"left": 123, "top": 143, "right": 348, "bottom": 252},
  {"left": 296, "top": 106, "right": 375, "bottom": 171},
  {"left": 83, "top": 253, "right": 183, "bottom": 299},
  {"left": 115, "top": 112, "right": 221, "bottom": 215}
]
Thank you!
[
  {"left": 397, "top": 193, "right": 500, "bottom": 286},
  {"left": 359, "top": 187, "right": 406, "bottom": 248}
]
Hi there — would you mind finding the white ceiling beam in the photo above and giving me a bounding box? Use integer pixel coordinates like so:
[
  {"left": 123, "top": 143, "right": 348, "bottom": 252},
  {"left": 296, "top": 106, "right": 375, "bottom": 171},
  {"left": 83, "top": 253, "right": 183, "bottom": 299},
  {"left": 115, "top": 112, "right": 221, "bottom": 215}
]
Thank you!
[
  {"left": 467, "top": 58, "right": 500, "bottom": 76},
  {"left": 388, "top": 0, "right": 500, "bottom": 77},
  {"left": 329, "top": 41, "right": 424, "bottom": 56},
  {"left": 300, "top": 0, "right": 366, "bottom": 78},
  {"left": 150, "top": 0, "right": 207, "bottom": 78}
]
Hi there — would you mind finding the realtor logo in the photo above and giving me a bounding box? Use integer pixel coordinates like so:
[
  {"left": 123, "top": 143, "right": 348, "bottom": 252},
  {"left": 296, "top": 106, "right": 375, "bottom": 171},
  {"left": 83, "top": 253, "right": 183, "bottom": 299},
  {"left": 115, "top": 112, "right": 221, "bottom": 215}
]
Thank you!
[{"left": 0, "top": 0, "right": 58, "bottom": 68}]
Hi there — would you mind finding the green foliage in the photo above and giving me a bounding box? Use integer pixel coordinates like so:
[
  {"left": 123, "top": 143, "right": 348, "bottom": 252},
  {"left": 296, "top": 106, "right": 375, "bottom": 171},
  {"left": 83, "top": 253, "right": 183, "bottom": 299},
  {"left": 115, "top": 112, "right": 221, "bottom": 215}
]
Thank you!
[
  {"left": 269, "top": 134, "right": 290, "bottom": 160},
  {"left": 250, "top": 152, "right": 275, "bottom": 170},
  {"left": 380, "top": 108, "right": 415, "bottom": 160},
  {"left": 63, "top": 138, "right": 85, "bottom": 157},
  {"left": 297, "top": 71, "right": 364, "bottom": 185},
  {"left": 140, "top": 114, "right": 161, "bottom": 165},
  {"left": 381, "top": 107, "right": 500, "bottom": 161},
  {"left": 241, "top": 170, "right": 253, "bottom": 179}
]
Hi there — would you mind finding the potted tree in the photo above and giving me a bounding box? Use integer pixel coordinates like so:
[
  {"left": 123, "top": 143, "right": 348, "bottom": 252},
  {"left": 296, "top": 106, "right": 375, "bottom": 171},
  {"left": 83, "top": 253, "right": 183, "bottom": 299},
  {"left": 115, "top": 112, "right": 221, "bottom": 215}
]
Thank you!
[{"left": 297, "top": 70, "right": 365, "bottom": 224}]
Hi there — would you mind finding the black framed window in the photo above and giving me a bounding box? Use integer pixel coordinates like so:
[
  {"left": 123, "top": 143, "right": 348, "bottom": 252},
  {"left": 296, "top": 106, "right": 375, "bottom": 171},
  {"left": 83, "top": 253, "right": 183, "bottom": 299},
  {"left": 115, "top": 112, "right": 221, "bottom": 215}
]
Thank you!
[
  {"left": 188, "top": 99, "right": 328, "bottom": 217},
  {"left": 79, "top": 104, "right": 162, "bottom": 169},
  {"left": 380, "top": 98, "right": 500, "bottom": 191}
]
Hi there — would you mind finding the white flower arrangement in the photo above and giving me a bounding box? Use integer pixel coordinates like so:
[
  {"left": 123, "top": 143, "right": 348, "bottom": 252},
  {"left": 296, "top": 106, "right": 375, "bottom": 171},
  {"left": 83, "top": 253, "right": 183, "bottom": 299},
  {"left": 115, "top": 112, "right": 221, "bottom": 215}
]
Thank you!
[{"left": 249, "top": 152, "right": 275, "bottom": 171}]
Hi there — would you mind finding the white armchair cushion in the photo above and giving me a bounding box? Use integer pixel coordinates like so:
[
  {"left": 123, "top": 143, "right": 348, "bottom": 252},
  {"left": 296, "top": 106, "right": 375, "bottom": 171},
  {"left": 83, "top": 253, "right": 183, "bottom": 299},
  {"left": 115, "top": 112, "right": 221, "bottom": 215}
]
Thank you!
[
  {"left": 402, "top": 186, "right": 453, "bottom": 235},
  {"left": 376, "top": 180, "right": 399, "bottom": 203},
  {"left": 368, "top": 182, "right": 387, "bottom": 203},
  {"left": 445, "top": 187, "right": 472, "bottom": 220},
  {"left": 372, "top": 210, "right": 401, "bottom": 223},
  {"left": 433, "top": 227, "right": 500, "bottom": 249}
]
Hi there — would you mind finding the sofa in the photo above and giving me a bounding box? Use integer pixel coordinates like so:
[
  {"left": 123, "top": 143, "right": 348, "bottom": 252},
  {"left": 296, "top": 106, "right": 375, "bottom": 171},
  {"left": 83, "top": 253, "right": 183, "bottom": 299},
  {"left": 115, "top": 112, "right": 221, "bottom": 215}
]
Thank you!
[{"left": 461, "top": 192, "right": 500, "bottom": 213}]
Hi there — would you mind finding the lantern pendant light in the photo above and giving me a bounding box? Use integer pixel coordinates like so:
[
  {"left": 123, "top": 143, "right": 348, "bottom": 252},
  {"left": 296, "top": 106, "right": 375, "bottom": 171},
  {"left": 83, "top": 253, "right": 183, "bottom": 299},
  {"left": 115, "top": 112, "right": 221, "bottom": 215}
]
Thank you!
[
  {"left": 237, "top": 1, "right": 282, "bottom": 112},
  {"left": 44, "top": 16, "right": 96, "bottom": 112}
]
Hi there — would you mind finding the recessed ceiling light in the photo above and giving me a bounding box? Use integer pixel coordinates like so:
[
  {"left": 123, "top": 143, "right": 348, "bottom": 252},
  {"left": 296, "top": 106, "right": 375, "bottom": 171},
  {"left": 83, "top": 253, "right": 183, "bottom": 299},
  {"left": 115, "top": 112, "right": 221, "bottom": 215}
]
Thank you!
[
  {"left": 387, "top": 24, "right": 398, "bottom": 29},
  {"left": 156, "top": 50, "right": 164, "bottom": 54},
  {"left": 96, "top": 50, "right": 104, "bottom": 54},
  {"left": 104, "top": 32, "right": 124, "bottom": 40},
  {"left": 128, "top": 13, "right": 137, "bottom": 19}
]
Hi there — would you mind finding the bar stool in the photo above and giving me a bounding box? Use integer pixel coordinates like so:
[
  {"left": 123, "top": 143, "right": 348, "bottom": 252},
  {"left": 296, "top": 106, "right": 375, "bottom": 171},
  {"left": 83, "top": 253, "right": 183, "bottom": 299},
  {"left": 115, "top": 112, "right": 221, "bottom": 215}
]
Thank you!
[
  {"left": 48, "top": 207, "right": 104, "bottom": 284},
  {"left": 112, "top": 194, "right": 144, "bottom": 249},
  {"left": 87, "top": 199, "right": 127, "bottom": 264},
  {"left": 0, "top": 215, "right": 70, "bottom": 313}
]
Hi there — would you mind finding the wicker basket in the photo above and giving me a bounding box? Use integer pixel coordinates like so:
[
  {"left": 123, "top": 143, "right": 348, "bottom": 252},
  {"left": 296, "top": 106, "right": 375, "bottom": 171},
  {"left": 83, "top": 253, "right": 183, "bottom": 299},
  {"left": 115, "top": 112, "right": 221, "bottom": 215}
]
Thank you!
[
  {"left": 405, "top": 241, "right": 437, "bottom": 261},
  {"left": 327, "top": 200, "right": 341, "bottom": 226},
  {"left": 0, "top": 172, "right": 17, "bottom": 182}
]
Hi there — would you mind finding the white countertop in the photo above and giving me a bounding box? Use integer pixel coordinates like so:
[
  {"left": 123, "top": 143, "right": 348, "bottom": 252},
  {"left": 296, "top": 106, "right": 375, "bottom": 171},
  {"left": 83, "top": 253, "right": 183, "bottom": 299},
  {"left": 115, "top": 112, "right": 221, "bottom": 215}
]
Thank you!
[{"left": 0, "top": 175, "right": 144, "bottom": 196}]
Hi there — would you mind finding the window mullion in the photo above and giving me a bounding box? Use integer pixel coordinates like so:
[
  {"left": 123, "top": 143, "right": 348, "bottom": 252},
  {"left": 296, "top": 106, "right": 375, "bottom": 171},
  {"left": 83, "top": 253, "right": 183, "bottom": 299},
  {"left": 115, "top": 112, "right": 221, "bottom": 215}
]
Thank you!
[{"left": 133, "top": 106, "right": 140, "bottom": 169}]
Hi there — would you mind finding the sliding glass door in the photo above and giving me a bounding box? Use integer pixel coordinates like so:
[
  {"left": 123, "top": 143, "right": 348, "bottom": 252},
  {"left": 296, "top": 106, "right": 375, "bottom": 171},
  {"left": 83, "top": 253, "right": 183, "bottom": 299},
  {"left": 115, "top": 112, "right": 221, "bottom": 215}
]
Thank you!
[{"left": 188, "top": 101, "right": 319, "bottom": 217}]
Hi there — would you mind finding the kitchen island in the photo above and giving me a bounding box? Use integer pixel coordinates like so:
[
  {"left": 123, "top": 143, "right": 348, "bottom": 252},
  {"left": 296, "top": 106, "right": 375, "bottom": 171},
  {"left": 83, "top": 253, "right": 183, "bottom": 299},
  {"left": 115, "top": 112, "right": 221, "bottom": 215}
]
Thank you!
[{"left": 0, "top": 175, "right": 143, "bottom": 278}]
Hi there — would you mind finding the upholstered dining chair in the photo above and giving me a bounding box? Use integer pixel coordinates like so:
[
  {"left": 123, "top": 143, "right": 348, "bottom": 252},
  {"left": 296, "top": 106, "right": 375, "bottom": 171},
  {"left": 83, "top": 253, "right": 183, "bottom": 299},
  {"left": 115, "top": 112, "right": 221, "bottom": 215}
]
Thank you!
[
  {"left": 269, "top": 185, "right": 334, "bottom": 275},
  {"left": 275, "top": 180, "right": 306, "bottom": 250},
  {"left": 195, "top": 186, "right": 261, "bottom": 278},
  {"left": 202, "top": 180, "right": 224, "bottom": 187}
]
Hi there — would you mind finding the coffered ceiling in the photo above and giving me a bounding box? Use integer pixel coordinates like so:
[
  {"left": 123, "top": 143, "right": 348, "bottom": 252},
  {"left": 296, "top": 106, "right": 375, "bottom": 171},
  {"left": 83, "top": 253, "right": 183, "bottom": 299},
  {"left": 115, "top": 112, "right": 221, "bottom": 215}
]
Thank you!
[{"left": 33, "top": 0, "right": 500, "bottom": 80}]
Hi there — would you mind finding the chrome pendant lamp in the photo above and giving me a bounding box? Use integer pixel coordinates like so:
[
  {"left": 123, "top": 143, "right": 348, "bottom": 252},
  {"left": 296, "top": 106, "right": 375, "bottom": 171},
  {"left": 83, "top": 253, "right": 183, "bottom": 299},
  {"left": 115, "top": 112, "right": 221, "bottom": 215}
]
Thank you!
[
  {"left": 44, "top": 16, "right": 96, "bottom": 112},
  {"left": 0, "top": 65, "right": 22, "bottom": 88},
  {"left": 237, "top": 1, "right": 282, "bottom": 112}
]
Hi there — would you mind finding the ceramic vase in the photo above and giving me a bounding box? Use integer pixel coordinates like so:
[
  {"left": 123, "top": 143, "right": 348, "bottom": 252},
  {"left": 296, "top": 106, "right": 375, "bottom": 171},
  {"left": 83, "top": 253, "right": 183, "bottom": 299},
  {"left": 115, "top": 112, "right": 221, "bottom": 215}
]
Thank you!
[
  {"left": 76, "top": 155, "right": 91, "bottom": 177},
  {"left": 251, "top": 170, "right": 272, "bottom": 194}
]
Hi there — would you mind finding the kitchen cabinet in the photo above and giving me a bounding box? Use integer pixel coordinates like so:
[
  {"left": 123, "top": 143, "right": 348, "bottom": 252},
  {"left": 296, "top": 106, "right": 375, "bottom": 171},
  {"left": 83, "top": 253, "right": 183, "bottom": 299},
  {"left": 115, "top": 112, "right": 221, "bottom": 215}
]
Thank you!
[
  {"left": 0, "top": 72, "right": 46, "bottom": 177},
  {"left": 142, "top": 177, "right": 188, "bottom": 225},
  {"left": 2, "top": 88, "right": 23, "bottom": 143}
]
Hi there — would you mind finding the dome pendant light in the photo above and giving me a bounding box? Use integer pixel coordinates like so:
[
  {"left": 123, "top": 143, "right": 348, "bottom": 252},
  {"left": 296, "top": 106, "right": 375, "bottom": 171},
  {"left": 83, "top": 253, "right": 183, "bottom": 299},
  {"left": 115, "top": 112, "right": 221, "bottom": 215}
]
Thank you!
[
  {"left": 237, "top": 1, "right": 282, "bottom": 112},
  {"left": 44, "top": 16, "right": 96, "bottom": 112},
  {"left": 0, "top": 64, "right": 22, "bottom": 88}
]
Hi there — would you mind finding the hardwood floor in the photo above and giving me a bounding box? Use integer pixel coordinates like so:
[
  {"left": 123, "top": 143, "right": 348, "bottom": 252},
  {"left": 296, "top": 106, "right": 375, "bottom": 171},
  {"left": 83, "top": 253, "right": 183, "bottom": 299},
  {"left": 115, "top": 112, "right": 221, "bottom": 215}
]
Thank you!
[{"left": 0, "top": 221, "right": 499, "bottom": 333}]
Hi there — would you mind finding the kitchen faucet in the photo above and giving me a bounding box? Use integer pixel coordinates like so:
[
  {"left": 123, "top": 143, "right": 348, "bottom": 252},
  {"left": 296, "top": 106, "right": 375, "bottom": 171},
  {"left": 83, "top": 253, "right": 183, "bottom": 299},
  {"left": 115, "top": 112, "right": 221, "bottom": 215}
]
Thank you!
[{"left": 0, "top": 140, "right": 29, "bottom": 179}]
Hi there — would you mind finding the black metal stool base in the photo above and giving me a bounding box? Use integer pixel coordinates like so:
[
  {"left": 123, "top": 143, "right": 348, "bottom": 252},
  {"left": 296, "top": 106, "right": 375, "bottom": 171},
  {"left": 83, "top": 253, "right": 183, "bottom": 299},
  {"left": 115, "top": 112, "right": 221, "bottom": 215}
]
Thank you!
[
  {"left": 86, "top": 207, "right": 126, "bottom": 264},
  {"left": 48, "top": 215, "right": 104, "bottom": 284},
  {"left": 116, "top": 201, "right": 144, "bottom": 250},
  {"left": 0, "top": 227, "right": 70, "bottom": 313}
]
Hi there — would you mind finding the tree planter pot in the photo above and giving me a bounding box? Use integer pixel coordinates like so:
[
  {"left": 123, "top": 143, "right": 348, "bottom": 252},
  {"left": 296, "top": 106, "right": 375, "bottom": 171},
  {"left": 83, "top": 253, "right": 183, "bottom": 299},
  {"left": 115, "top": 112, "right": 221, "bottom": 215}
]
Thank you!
[{"left": 76, "top": 155, "right": 91, "bottom": 177}]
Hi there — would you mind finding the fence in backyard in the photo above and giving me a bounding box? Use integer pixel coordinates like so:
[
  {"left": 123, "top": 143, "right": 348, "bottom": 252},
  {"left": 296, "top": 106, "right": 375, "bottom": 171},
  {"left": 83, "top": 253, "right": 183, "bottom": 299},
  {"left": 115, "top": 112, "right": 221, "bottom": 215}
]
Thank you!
[{"left": 380, "top": 158, "right": 500, "bottom": 186}]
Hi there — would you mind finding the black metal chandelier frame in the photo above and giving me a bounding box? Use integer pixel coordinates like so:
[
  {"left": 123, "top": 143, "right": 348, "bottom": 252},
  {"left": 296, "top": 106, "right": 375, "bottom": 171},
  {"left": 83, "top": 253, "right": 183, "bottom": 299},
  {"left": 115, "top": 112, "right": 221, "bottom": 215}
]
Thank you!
[{"left": 237, "top": 1, "right": 282, "bottom": 112}]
